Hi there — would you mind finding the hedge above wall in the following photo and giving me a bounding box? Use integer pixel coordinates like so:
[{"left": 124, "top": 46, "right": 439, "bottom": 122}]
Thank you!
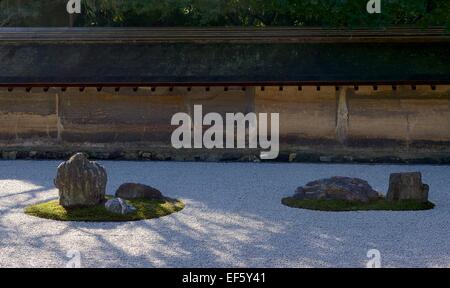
[{"left": 0, "top": 0, "right": 449, "bottom": 28}]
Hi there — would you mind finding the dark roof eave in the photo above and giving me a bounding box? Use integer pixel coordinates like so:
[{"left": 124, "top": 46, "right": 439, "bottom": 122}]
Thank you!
[
  {"left": 0, "top": 28, "right": 449, "bottom": 86},
  {"left": 0, "top": 27, "right": 449, "bottom": 44}
]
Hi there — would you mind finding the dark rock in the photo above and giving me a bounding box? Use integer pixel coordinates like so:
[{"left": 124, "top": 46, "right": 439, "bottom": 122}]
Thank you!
[
  {"left": 2, "top": 151, "right": 17, "bottom": 160},
  {"left": 293, "top": 176, "right": 380, "bottom": 203},
  {"left": 105, "top": 198, "right": 136, "bottom": 215},
  {"left": 387, "top": 172, "right": 429, "bottom": 203},
  {"left": 116, "top": 183, "right": 163, "bottom": 200},
  {"left": 141, "top": 152, "right": 152, "bottom": 159},
  {"left": 123, "top": 152, "right": 139, "bottom": 160},
  {"left": 288, "top": 153, "right": 297, "bottom": 162},
  {"left": 54, "top": 153, "right": 107, "bottom": 208}
]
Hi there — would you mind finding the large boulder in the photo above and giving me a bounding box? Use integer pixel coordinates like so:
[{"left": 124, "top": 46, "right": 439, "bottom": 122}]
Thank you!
[
  {"left": 293, "top": 176, "right": 380, "bottom": 203},
  {"left": 54, "top": 153, "right": 107, "bottom": 208},
  {"left": 105, "top": 198, "right": 136, "bottom": 215},
  {"left": 387, "top": 172, "right": 429, "bottom": 203},
  {"left": 115, "top": 183, "right": 163, "bottom": 200}
]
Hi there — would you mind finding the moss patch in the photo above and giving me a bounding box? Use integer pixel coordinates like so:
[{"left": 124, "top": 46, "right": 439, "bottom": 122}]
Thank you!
[
  {"left": 282, "top": 197, "right": 435, "bottom": 212},
  {"left": 25, "top": 197, "right": 185, "bottom": 222}
]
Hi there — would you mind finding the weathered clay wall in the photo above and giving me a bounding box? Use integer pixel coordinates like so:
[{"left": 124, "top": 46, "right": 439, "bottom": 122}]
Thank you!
[
  {"left": 347, "top": 86, "right": 450, "bottom": 143},
  {"left": 1, "top": 85, "right": 450, "bottom": 163},
  {"left": 0, "top": 90, "right": 57, "bottom": 140}
]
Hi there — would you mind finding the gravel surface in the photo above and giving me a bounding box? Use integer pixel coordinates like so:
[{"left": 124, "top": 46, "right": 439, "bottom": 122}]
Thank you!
[{"left": 0, "top": 160, "right": 449, "bottom": 268}]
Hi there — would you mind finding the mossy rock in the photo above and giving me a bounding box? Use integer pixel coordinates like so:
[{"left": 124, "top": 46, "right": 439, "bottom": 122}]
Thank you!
[
  {"left": 282, "top": 197, "right": 435, "bottom": 212},
  {"left": 25, "top": 197, "right": 185, "bottom": 222}
]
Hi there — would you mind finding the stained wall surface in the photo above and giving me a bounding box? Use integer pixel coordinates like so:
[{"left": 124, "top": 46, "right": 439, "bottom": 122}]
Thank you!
[{"left": 1, "top": 85, "right": 450, "bottom": 162}]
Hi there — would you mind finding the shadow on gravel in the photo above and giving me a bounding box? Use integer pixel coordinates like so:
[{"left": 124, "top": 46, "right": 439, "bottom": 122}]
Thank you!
[{"left": 1, "top": 160, "right": 450, "bottom": 267}]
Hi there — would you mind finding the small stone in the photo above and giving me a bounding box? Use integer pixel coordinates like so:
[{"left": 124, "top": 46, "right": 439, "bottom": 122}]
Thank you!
[
  {"left": 54, "top": 153, "right": 107, "bottom": 208},
  {"left": 116, "top": 183, "right": 164, "bottom": 200},
  {"left": 105, "top": 198, "right": 136, "bottom": 215},
  {"left": 387, "top": 172, "right": 429, "bottom": 203},
  {"left": 293, "top": 176, "right": 380, "bottom": 203},
  {"left": 123, "top": 152, "right": 139, "bottom": 160},
  {"left": 141, "top": 152, "right": 152, "bottom": 159},
  {"left": 153, "top": 153, "right": 169, "bottom": 161},
  {"left": 319, "top": 156, "right": 332, "bottom": 162},
  {"left": 289, "top": 153, "right": 297, "bottom": 162},
  {"left": 238, "top": 155, "right": 259, "bottom": 162}
]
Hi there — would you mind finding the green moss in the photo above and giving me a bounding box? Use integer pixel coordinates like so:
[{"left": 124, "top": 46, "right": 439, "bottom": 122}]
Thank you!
[
  {"left": 24, "top": 197, "right": 185, "bottom": 222},
  {"left": 281, "top": 197, "right": 435, "bottom": 212}
]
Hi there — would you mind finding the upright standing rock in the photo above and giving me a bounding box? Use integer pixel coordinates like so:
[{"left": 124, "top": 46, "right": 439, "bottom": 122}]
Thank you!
[
  {"left": 387, "top": 172, "right": 429, "bottom": 203},
  {"left": 55, "top": 153, "right": 107, "bottom": 208}
]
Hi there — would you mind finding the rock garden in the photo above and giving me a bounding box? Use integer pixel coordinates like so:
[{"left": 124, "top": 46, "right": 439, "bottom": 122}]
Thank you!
[
  {"left": 282, "top": 173, "right": 435, "bottom": 211},
  {"left": 24, "top": 153, "right": 185, "bottom": 222},
  {"left": 23, "top": 153, "right": 435, "bottom": 222}
]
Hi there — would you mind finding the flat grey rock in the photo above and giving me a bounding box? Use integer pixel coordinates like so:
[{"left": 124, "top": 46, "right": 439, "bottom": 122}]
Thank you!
[
  {"left": 105, "top": 198, "right": 136, "bottom": 215},
  {"left": 293, "top": 176, "right": 380, "bottom": 203}
]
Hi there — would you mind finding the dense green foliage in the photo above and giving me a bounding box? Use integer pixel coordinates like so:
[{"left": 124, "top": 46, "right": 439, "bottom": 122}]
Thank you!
[
  {"left": 282, "top": 197, "right": 435, "bottom": 212},
  {"left": 1, "top": 0, "right": 449, "bottom": 28}
]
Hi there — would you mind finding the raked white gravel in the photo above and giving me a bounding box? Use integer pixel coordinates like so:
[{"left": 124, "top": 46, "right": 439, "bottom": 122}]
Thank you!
[{"left": 0, "top": 160, "right": 449, "bottom": 268}]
